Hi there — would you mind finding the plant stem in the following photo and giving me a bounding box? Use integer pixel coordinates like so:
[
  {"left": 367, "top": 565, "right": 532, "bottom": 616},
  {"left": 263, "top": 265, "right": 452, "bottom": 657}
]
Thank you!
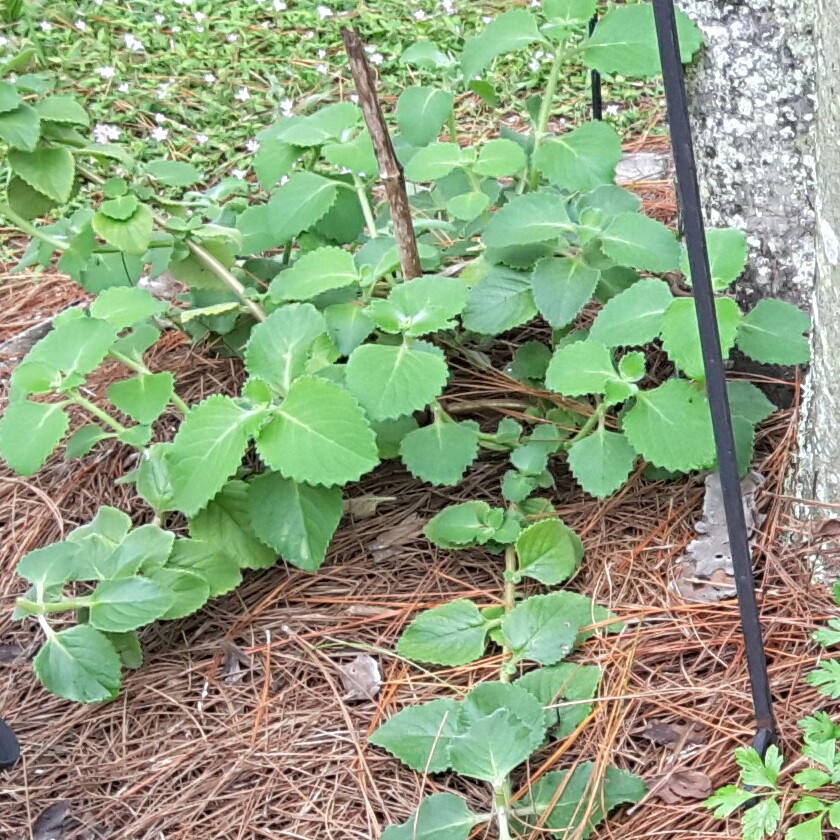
[
  {"left": 353, "top": 174, "right": 378, "bottom": 238},
  {"left": 447, "top": 110, "right": 459, "bottom": 145},
  {"left": 108, "top": 349, "right": 190, "bottom": 416},
  {"left": 17, "top": 597, "right": 90, "bottom": 614},
  {"left": 69, "top": 392, "right": 128, "bottom": 434},
  {"left": 0, "top": 203, "right": 68, "bottom": 251},
  {"left": 501, "top": 543, "right": 518, "bottom": 682},
  {"left": 494, "top": 783, "right": 513, "bottom": 840},
  {"left": 561, "top": 400, "right": 607, "bottom": 450}
]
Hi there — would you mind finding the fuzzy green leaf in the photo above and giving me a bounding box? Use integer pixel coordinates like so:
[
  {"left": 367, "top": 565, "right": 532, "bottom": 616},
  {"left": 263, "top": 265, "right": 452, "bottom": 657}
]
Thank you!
[
  {"left": 245, "top": 303, "right": 328, "bottom": 396},
  {"left": 502, "top": 592, "right": 591, "bottom": 665},
  {"left": 399, "top": 600, "right": 491, "bottom": 666},
  {"left": 369, "top": 275, "right": 469, "bottom": 338},
  {"left": 257, "top": 376, "right": 379, "bottom": 485},
  {"left": 107, "top": 373, "right": 174, "bottom": 425},
  {"left": 680, "top": 228, "right": 749, "bottom": 290},
  {"left": 482, "top": 190, "right": 573, "bottom": 250},
  {"left": 269, "top": 247, "right": 359, "bottom": 302},
  {"left": 424, "top": 501, "right": 498, "bottom": 548},
  {"left": 516, "top": 663, "right": 602, "bottom": 734},
  {"left": 474, "top": 138, "right": 527, "bottom": 177},
  {"left": 144, "top": 159, "right": 202, "bottom": 187},
  {"left": 400, "top": 41, "right": 456, "bottom": 71},
  {"left": 8, "top": 146, "right": 75, "bottom": 204},
  {"left": 167, "top": 395, "right": 262, "bottom": 517},
  {"left": 531, "top": 256, "right": 600, "bottom": 329},
  {"left": 462, "top": 266, "right": 537, "bottom": 334},
  {"left": 167, "top": 539, "right": 241, "bottom": 598},
  {"left": 460, "top": 9, "right": 546, "bottom": 80},
  {"left": 189, "top": 479, "right": 276, "bottom": 570},
  {"left": 0, "top": 399, "right": 69, "bottom": 476},
  {"left": 323, "top": 130, "right": 377, "bottom": 176},
  {"left": 622, "top": 379, "right": 716, "bottom": 472},
  {"left": 345, "top": 342, "right": 449, "bottom": 421},
  {"left": 89, "top": 286, "right": 168, "bottom": 329},
  {"left": 260, "top": 102, "right": 361, "bottom": 147},
  {"left": 89, "top": 577, "right": 174, "bottom": 632},
  {"left": 65, "top": 425, "right": 111, "bottom": 459},
  {"left": 0, "top": 103, "right": 41, "bottom": 150},
  {"left": 405, "top": 141, "right": 464, "bottom": 181},
  {"left": 147, "top": 568, "right": 210, "bottom": 620},
  {"left": 248, "top": 472, "right": 342, "bottom": 572},
  {"left": 253, "top": 139, "right": 300, "bottom": 189},
  {"left": 661, "top": 297, "right": 741, "bottom": 380},
  {"left": 514, "top": 518, "right": 583, "bottom": 584},
  {"left": 34, "top": 94, "right": 89, "bottom": 126},
  {"left": 582, "top": 4, "right": 703, "bottom": 76},
  {"left": 0, "top": 81, "right": 21, "bottom": 113},
  {"left": 400, "top": 420, "right": 480, "bottom": 486},
  {"left": 600, "top": 213, "right": 681, "bottom": 273},
  {"left": 92, "top": 204, "right": 154, "bottom": 255},
  {"left": 535, "top": 122, "right": 623, "bottom": 192},
  {"left": 17, "top": 541, "right": 80, "bottom": 590},
  {"left": 397, "top": 87, "right": 454, "bottom": 147},
  {"left": 806, "top": 660, "right": 840, "bottom": 699},
  {"left": 380, "top": 794, "right": 476, "bottom": 840},
  {"left": 742, "top": 797, "right": 781, "bottom": 840},
  {"left": 727, "top": 381, "right": 776, "bottom": 425},
  {"left": 736, "top": 299, "right": 811, "bottom": 365},
  {"left": 589, "top": 278, "right": 674, "bottom": 347},
  {"left": 545, "top": 339, "right": 617, "bottom": 396},
  {"left": 568, "top": 428, "right": 637, "bottom": 498},
  {"left": 545, "top": 0, "right": 597, "bottom": 26},
  {"left": 106, "top": 630, "right": 143, "bottom": 669},
  {"left": 34, "top": 624, "right": 122, "bottom": 704},
  {"left": 446, "top": 191, "right": 491, "bottom": 221},
  {"left": 324, "top": 303, "right": 375, "bottom": 357}
]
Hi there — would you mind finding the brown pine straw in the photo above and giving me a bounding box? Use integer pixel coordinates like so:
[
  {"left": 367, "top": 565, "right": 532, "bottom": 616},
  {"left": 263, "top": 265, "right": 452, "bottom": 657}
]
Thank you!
[{"left": 2, "top": 230, "right": 837, "bottom": 838}]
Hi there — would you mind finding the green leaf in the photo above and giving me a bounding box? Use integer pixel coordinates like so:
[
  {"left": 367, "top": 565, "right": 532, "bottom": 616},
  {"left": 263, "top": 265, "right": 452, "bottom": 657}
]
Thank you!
[
  {"left": 397, "top": 87, "right": 454, "bottom": 147},
  {"left": 736, "top": 299, "right": 811, "bottom": 365},
  {"left": 516, "top": 663, "right": 602, "bottom": 734},
  {"left": 369, "top": 274, "right": 469, "bottom": 338},
  {"left": 446, "top": 191, "right": 490, "bottom": 221},
  {"left": 595, "top": 266, "right": 642, "bottom": 303},
  {"left": 545, "top": 0, "right": 597, "bottom": 27},
  {"left": 8, "top": 146, "right": 75, "bottom": 204},
  {"left": 508, "top": 341, "right": 551, "bottom": 384},
  {"left": 448, "top": 708, "right": 536, "bottom": 784},
  {"left": 680, "top": 228, "right": 749, "bottom": 290},
  {"left": 661, "top": 297, "right": 741, "bottom": 380},
  {"left": 89, "top": 577, "right": 174, "bottom": 632},
  {"left": 514, "top": 518, "right": 583, "bottom": 584},
  {"left": 323, "top": 131, "right": 377, "bottom": 176},
  {"left": 35, "top": 95, "right": 90, "bottom": 126},
  {"left": 618, "top": 351, "right": 647, "bottom": 382},
  {"left": 7, "top": 174, "right": 56, "bottom": 219},
  {"left": 400, "top": 41, "right": 457, "bottom": 71},
  {"left": 107, "top": 373, "right": 174, "bottom": 425},
  {"left": 398, "top": 599, "right": 491, "bottom": 666},
  {"left": 324, "top": 303, "right": 375, "bottom": 357},
  {"left": 482, "top": 190, "right": 573, "bottom": 250},
  {"left": 568, "top": 428, "right": 638, "bottom": 498},
  {"left": 100, "top": 194, "right": 139, "bottom": 221},
  {"left": 741, "top": 797, "right": 781, "bottom": 840},
  {"left": 0, "top": 400, "right": 69, "bottom": 475},
  {"left": 583, "top": 4, "right": 703, "bottom": 76},
  {"left": 17, "top": 541, "right": 80, "bottom": 590},
  {"left": 599, "top": 213, "right": 681, "bottom": 273},
  {"left": 167, "top": 538, "right": 241, "bottom": 597},
  {"left": 33, "top": 624, "right": 122, "bottom": 703},
  {"left": 92, "top": 204, "right": 154, "bottom": 256},
  {"left": 793, "top": 768, "right": 832, "bottom": 791},
  {"left": 535, "top": 122, "right": 623, "bottom": 192},
  {"left": 705, "top": 785, "right": 761, "bottom": 818},
  {"left": 531, "top": 256, "right": 600, "bottom": 330},
  {"left": 622, "top": 379, "right": 716, "bottom": 472},
  {"left": 589, "top": 278, "right": 674, "bottom": 347},
  {"left": 521, "top": 763, "right": 647, "bottom": 839},
  {"left": 0, "top": 81, "right": 21, "bottom": 113},
  {"left": 380, "top": 794, "right": 476, "bottom": 840},
  {"left": 424, "top": 501, "right": 499, "bottom": 548},
  {"left": 462, "top": 266, "right": 537, "bottom": 334},
  {"left": 65, "top": 425, "right": 111, "bottom": 459},
  {"left": 474, "top": 138, "right": 527, "bottom": 178},
  {"left": 257, "top": 376, "right": 379, "bottom": 485},
  {"left": 254, "top": 139, "right": 300, "bottom": 189},
  {"left": 405, "top": 142, "right": 464, "bottom": 181},
  {"left": 400, "top": 420, "right": 480, "bottom": 486},
  {"left": 728, "top": 381, "right": 776, "bottom": 425},
  {"left": 105, "top": 630, "right": 144, "bottom": 669},
  {"left": 0, "top": 103, "right": 40, "bottom": 150},
  {"left": 245, "top": 303, "right": 327, "bottom": 396},
  {"left": 545, "top": 340, "right": 617, "bottom": 396},
  {"left": 248, "top": 472, "right": 342, "bottom": 572},
  {"left": 806, "top": 660, "right": 840, "bottom": 698},
  {"left": 144, "top": 159, "right": 202, "bottom": 188},
  {"left": 90, "top": 286, "right": 168, "bottom": 329},
  {"left": 461, "top": 9, "right": 546, "bottom": 80},
  {"left": 345, "top": 342, "right": 449, "bottom": 421},
  {"left": 502, "top": 592, "right": 591, "bottom": 665},
  {"left": 167, "top": 395, "right": 261, "bottom": 517},
  {"left": 260, "top": 103, "right": 361, "bottom": 147},
  {"left": 786, "top": 817, "right": 826, "bottom": 840},
  {"left": 269, "top": 247, "right": 359, "bottom": 302},
  {"left": 371, "top": 699, "right": 461, "bottom": 774},
  {"left": 168, "top": 242, "right": 236, "bottom": 292},
  {"left": 147, "top": 568, "right": 210, "bottom": 620},
  {"left": 189, "top": 480, "right": 276, "bottom": 570}
]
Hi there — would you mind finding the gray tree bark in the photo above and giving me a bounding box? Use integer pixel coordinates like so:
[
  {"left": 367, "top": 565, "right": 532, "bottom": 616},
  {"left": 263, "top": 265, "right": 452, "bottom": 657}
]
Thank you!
[{"left": 677, "top": 0, "right": 840, "bottom": 505}]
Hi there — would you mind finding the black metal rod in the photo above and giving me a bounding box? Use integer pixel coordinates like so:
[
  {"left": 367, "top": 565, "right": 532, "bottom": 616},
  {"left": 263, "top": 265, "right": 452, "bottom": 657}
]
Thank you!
[
  {"left": 651, "top": 0, "right": 777, "bottom": 754},
  {"left": 0, "top": 717, "right": 20, "bottom": 772},
  {"left": 588, "top": 15, "right": 603, "bottom": 120}
]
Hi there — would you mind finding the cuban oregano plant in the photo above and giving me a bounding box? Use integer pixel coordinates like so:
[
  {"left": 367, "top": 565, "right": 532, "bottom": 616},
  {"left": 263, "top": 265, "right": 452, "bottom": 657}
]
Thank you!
[{"left": 0, "top": 0, "right": 809, "bottom": 725}]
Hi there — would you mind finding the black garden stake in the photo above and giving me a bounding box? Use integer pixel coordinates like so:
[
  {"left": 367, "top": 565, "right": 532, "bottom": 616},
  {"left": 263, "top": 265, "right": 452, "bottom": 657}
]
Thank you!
[
  {"left": 588, "top": 15, "right": 603, "bottom": 121},
  {"left": 651, "top": 0, "right": 777, "bottom": 756},
  {"left": 0, "top": 716, "right": 20, "bottom": 772}
]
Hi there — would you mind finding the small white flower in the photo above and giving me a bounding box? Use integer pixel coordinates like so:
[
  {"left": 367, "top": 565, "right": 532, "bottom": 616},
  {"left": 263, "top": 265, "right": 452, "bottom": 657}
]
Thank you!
[
  {"left": 441, "top": 0, "right": 456, "bottom": 13},
  {"left": 349, "top": 93, "right": 359, "bottom": 103},
  {"left": 195, "top": 25, "right": 205, "bottom": 32},
  {"left": 245, "top": 138, "right": 260, "bottom": 153},
  {"left": 482, "top": 15, "right": 492, "bottom": 23},
  {"left": 316, "top": 63, "right": 328, "bottom": 75},
  {"left": 317, "top": 48, "right": 326, "bottom": 59},
  {"left": 75, "top": 20, "right": 87, "bottom": 31},
  {"left": 195, "top": 132, "right": 209, "bottom": 144},
  {"left": 0, "top": 35, "right": 9, "bottom": 47},
  {"left": 155, "top": 13, "right": 165, "bottom": 24},
  {"left": 369, "top": 52, "right": 384, "bottom": 66},
  {"left": 605, "top": 103, "right": 620, "bottom": 116},
  {"left": 123, "top": 33, "right": 145, "bottom": 52},
  {"left": 235, "top": 86, "right": 251, "bottom": 101},
  {"left": 194, "top": 11, "right": 206, "bottom": 22},
  {"left": 528, "top": 59, "right": 540, "bottom": 72},
  {"left": 97, "top": 66, "right": 117, "bottom": 79},
  {"left": 203, "top": 72, "right": 216, "bottom": 83},
  {"left": 155, "top": 113, "right": 166, "bottom": 124},
  {"left": 279, "top": 175, "right": 289, "bottom": 186},
  {"left": 273, "top": 0, "right": 287, "bottom": 9},
  {"left": 305, "top": 30, "right": 315, "bottom": 39},
  {"left": 227, "top": 33, "right": 239, "bottom": 42},
  {"left": 157, "top": 83, "right": 172, "bottom": 100},
  {"left": 171, "top": 25, "right": 181, "bottom": 33},
  {"left": 316, "top": 5, "right": 333, "bottom": 18},
  {"left": 117, "top": 82, "right": 130, "bottom": 93},
  {"left": 93, "top": 123, "right": 122, "bottom": 143},
  {"left": 232, "top": 167, "right": 247, "bottom": 179},
  {"left": 151, "top": 126, "right": 169, "bottom": 142},
  {"left": 280, "top": 98, "right": 294, "bottom": 115},
  {"left": 412, "top": 9, "right": 427, "bottom": 21},
  {"left": 39, "top": 20, "right": 52, "bottom": 32}
]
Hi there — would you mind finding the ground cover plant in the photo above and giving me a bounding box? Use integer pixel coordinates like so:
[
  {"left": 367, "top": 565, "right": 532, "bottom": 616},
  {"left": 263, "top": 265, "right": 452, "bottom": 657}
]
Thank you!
[{"left": 0, "top": 1, "right": 815, "bottom": 837}]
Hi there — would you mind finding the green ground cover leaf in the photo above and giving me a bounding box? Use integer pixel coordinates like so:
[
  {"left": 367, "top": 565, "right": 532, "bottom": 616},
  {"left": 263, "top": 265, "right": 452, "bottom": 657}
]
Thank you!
[
  {"left": 269, "top": 247, "right": 359, "bottom": 302},
  {"left": 461, "top": 9, "right": 546, "bottom": 80},
  {"left": 514, "top": 518, "right": 583, "bottom": 585},
  {"left": 568, "top": 428, "right": 638, "bottom": 498},
  {"left": 107, "top": 373, "right": 174, "bottom": 425},
  {"left": 463, "top": 266, "right": 538, "bottom": 334},
  {"left": 380, "top": 794, "right": 476, "bottom": 840},
  {"left": 397, "top": 86, "right": 454, "bottom": 147},
  {"left": 89, "top": 577, "right": 174, "bottom": 632},
  {"left": 735, "top": 299, "right": 811, "bottom": 365},
  {"left": 545, "top": 339, "right": 618, "bottom": 396},
  {"left": 535, "top": 121, "right": 623, "bottom": 192},
  {"left": 0, "top": 400, "right": 69, "bottom": 476},
  {"left": 399, "top": 600, "right": 491, "bottom": 666},
  {"left": 531, "top": 256, "right": 600, "bottom": 329},
  {"left": 399, "top": 420, "right": 480, "bottom": 486},
  {"left": 589, "top": 278, "right": 674, "bottom": 347}
]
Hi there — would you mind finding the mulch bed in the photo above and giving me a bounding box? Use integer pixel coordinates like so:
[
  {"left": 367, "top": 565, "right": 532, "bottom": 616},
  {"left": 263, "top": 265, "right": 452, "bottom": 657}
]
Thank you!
[{"left": 1, "top": 158, "right": 835, "bottom": 839}]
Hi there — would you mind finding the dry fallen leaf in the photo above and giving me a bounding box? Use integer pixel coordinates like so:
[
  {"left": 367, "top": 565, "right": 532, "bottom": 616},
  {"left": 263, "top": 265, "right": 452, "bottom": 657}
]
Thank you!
[
  {"left": 813, "top": 519, "right": 840, "bottom": 539},
  {"left": 367, "top": 513, "right": 423, "bottom": 562},
  {"left": 32, "top": 802, "right": 71, "bottom": 840},
  {"left": 652, "top": 769, "right": 714, "bottom": 804},
  {"left": 220, "top": 640, "right": 252, "bottom": 685},
  {"left": 344, "top": 495, "right": 397, "bottom": 519},
  {"left": 0, "top": 642, "right": 26, "bottom": 664},
  {"left": 640, "top": 720, "right": 707, "bottom": 748},
  {"left": 337, "top": 654, "right": 381, "bottom": 702}
]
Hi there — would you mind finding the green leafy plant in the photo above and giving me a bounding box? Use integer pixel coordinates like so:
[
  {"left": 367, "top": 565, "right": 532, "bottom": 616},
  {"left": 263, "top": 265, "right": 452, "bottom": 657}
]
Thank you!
[
  {"left": 706, "top": 582, "right": 840, "bottom": 839},
  {"left": 370, "top": 501, "right": 646, "bottom": 838},
  {"left": 0, "top": 1, "right": 809, "bottom": 721}
]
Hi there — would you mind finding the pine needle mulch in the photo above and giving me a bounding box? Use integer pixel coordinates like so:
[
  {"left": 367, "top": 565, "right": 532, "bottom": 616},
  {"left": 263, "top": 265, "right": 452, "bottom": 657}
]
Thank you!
[{"left": 1, "top": 198, "right": 835, "bottom": 840}]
